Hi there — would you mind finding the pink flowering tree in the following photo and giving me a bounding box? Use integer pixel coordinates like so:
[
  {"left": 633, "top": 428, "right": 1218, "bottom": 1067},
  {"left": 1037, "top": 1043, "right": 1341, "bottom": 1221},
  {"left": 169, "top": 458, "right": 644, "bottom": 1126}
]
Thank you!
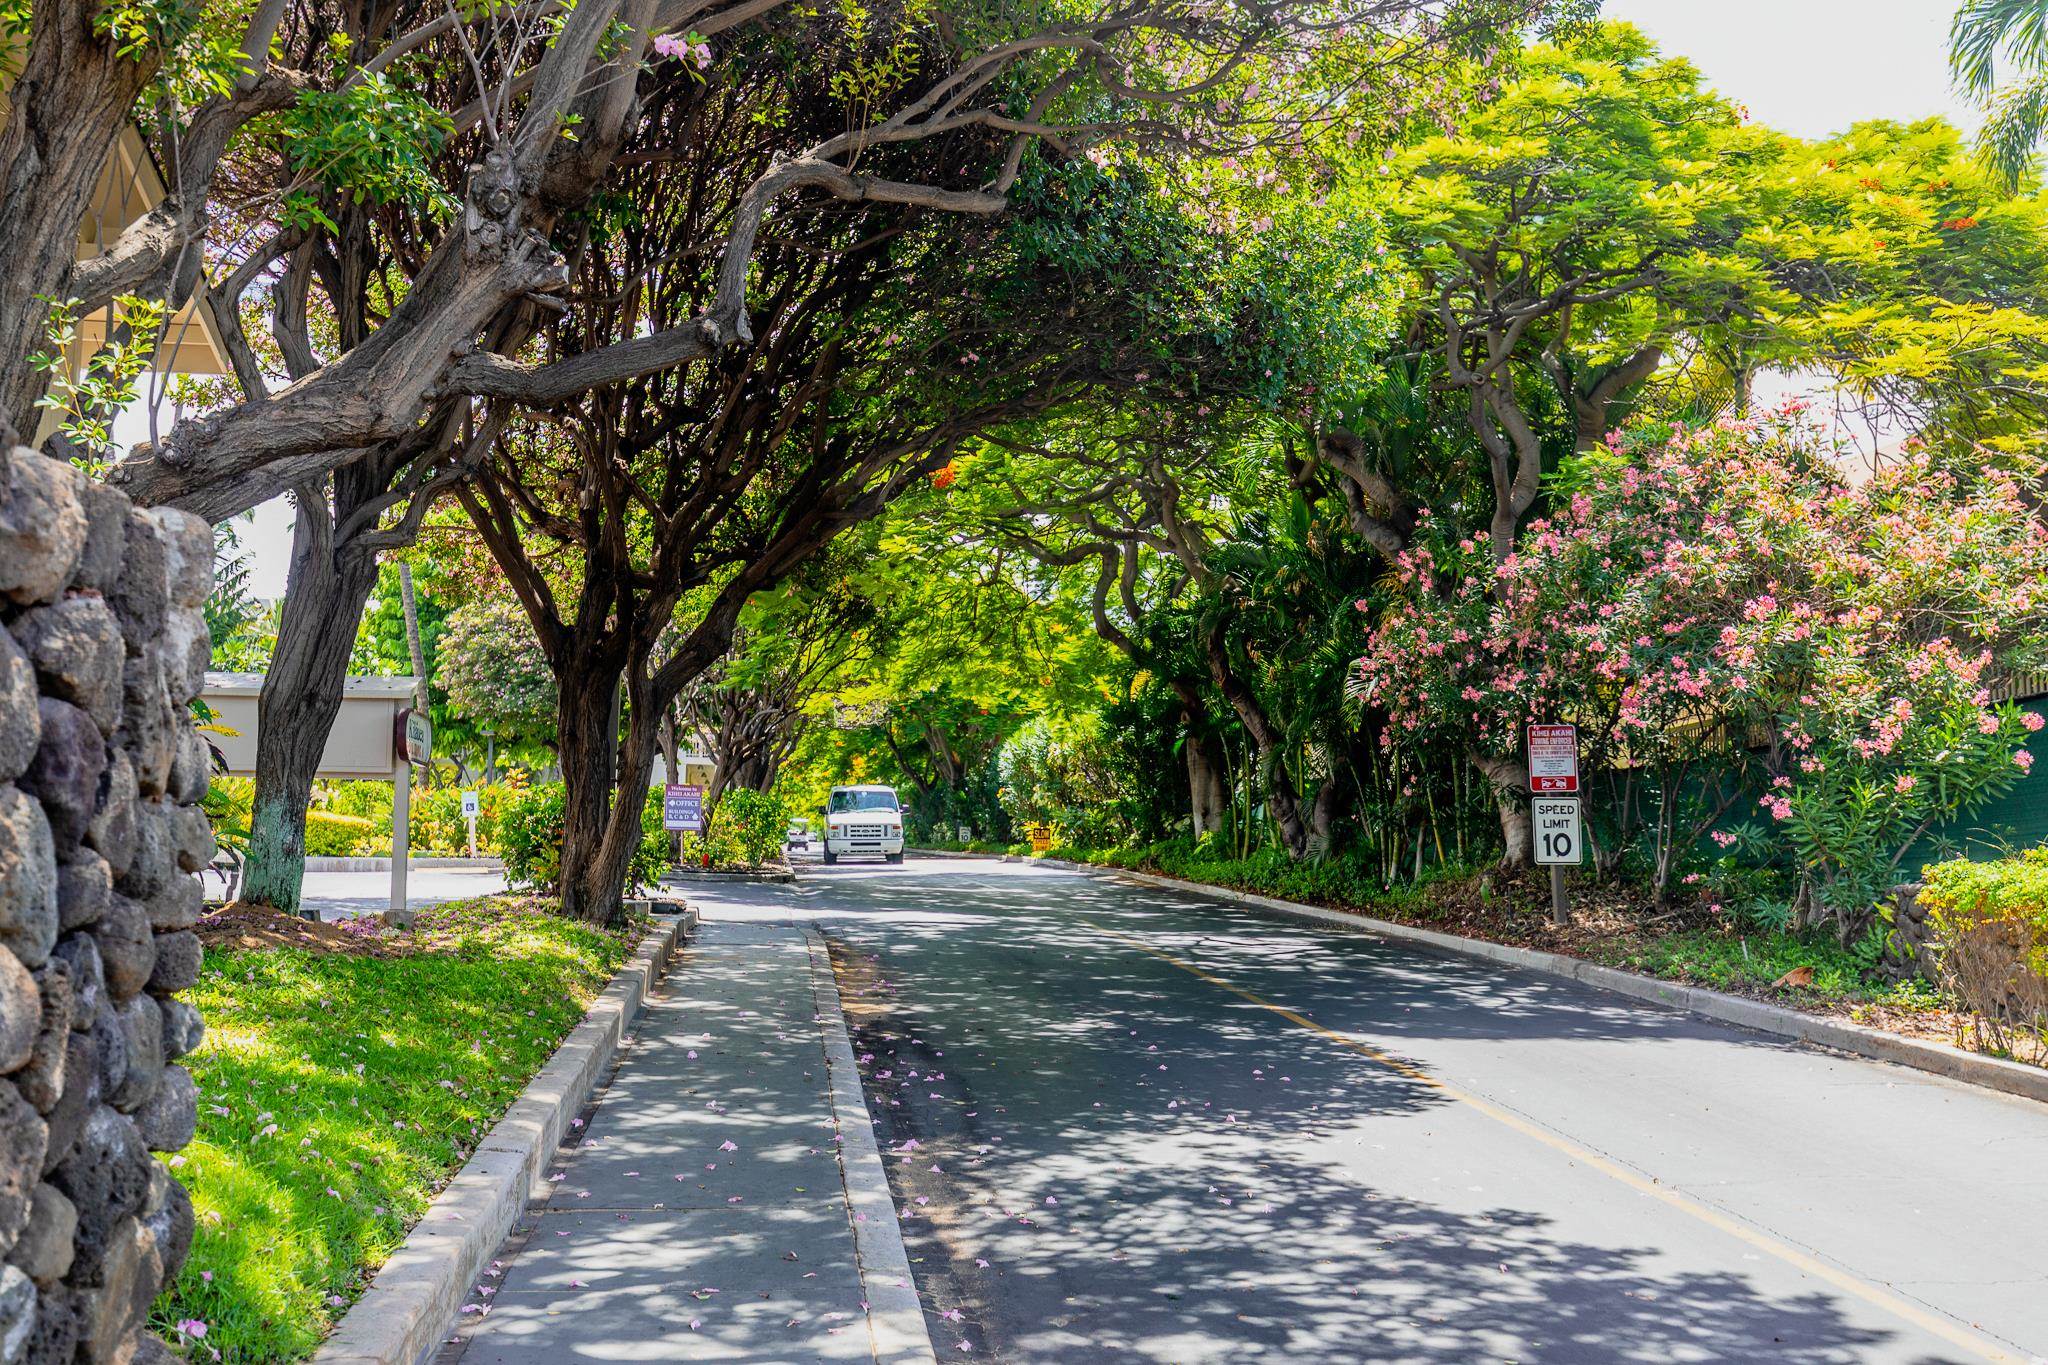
[
  {"left": 1359, "top": 413, "right": 2048, "bottom": 925},
  {"left": 1356, "top": 429, "right": 1751, "bottom": 896},
  {"left": 1706, "top": 431, "right": 2048, "bottom": 924}
]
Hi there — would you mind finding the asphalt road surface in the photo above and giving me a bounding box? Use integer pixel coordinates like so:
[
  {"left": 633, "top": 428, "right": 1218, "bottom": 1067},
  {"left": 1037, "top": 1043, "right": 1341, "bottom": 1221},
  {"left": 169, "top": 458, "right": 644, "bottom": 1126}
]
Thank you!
[{"left": 693, "top": 855, "right": 2048, "bottom": 1364}]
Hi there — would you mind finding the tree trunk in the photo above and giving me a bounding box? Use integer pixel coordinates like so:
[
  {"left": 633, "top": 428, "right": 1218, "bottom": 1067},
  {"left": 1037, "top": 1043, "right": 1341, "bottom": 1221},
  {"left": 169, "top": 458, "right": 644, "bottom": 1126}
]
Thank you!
[
  {"left": 240, "top": 493, "right": 382, "bottom": 915},
  {"left": 0, "top": 9, "right": 157, "bottom": 434},
  {"left": 559, "top": 667, "right": 668, "bottom": 925},
  {"left": 1472, "top": 752, "right": 1532, "bottom": 870},
  {"left": 1204, "top": 618, "right": 1309, "bottom": 858},
  {"left": 1309, "top": 771, "right": 1347, "bottom": 855},
  {"left": 553, "top": 647, "right": 629, "bottom": 923},
  {"left": 1186, "top": 725, "right": 1228, "bottom": 839}
]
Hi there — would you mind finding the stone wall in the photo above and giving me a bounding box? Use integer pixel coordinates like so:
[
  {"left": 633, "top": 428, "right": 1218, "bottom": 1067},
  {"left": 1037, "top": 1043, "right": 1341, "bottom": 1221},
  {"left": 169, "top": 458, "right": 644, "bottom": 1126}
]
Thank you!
[{"left": 0, "top": 446, "right": 213, "bottom": 1364}]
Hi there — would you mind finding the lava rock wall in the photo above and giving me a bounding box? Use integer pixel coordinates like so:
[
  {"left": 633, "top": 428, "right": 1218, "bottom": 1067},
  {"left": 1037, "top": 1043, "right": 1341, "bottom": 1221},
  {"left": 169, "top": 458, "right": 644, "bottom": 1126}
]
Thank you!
[{"left": 0, "top": 446, "right": 213, "bottom": 1364}]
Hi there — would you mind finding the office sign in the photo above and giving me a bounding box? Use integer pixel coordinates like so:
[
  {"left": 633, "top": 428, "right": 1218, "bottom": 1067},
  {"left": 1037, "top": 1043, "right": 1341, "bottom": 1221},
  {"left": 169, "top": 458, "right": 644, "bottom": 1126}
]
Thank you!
[{"left": 663, "top": 784, "right": 704, "bottom": 832}]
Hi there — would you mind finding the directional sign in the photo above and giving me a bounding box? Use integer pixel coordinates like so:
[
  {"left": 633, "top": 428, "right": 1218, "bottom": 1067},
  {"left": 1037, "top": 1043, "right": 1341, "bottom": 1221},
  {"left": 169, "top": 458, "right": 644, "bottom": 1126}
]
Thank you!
[
  {"left": 663, "top": 784, "right": 704, "bottom": 832},
  {"left": 1527, "top": 723, "right": 1580, "bottom": 794},
  {"left": 1533, "top": 797, "right": 1583, "bottom": 867}
]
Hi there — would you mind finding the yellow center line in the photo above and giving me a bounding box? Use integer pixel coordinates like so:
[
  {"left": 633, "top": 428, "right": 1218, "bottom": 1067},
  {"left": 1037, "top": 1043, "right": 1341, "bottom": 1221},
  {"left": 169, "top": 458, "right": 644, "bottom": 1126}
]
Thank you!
[{"left": 1078, "top": 915, "right": 2020, "bottom": 1365}]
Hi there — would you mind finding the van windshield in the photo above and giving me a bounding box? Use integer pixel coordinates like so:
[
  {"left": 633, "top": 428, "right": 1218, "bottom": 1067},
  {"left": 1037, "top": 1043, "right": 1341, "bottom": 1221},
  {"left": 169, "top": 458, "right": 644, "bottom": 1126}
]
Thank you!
[{"left": 829, "top": 790, "right": 899, "bottom": 814}]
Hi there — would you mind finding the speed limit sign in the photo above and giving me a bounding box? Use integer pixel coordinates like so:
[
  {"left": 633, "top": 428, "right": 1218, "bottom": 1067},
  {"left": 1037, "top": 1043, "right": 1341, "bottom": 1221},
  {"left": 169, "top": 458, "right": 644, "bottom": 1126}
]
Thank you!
[{"left": 1533, "top": 797, "right": 1583, "bottom": 867}]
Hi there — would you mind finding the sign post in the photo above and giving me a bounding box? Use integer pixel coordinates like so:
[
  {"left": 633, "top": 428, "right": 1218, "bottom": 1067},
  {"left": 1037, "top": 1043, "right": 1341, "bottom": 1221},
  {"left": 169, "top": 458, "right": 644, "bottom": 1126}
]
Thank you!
[
  {"left": 664, "top": 784, "right": 706, "bottom": 869},
  {"left": 390, "top": 708, "right": 432, "bottom": 916},
  {"left": 1528, "top": 725, "right": 1581, "bottom": 926},
  {"left": 461, "top": 790, "right": 480, "bottom": 858}
]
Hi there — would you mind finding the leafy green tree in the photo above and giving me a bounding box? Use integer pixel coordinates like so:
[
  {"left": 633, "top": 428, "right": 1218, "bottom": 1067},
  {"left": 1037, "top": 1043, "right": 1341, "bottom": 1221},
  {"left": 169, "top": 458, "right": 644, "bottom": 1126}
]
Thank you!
[{"left": 437, "top": 600, "right": 560, "bottom": 759}]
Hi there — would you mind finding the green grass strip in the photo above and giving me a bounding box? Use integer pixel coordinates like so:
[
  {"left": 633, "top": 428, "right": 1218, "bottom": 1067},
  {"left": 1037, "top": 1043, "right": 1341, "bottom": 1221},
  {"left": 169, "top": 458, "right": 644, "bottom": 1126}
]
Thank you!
[{"left": 149, "top": 897, "right": 630, "bottom": 1363}]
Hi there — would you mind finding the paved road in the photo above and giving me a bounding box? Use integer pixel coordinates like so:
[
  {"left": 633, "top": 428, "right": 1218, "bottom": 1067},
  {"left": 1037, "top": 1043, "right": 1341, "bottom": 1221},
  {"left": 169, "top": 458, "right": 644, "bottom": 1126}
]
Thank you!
[
  {"left": 687, "top": 855, "right": 2048, "bottom": 1364},
  {"left": 298, "top": 866, "right": 509, "bottom": 921}
]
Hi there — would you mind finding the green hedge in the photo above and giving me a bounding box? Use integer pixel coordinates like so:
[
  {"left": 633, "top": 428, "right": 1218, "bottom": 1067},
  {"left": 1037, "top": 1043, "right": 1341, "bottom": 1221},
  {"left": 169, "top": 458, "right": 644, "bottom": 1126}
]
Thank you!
[
  {"left": 304, "top": 811, "right": 379, "bottom": 858},
  {"left": 1920, "top": 850, "right": 2048, "bottom": 1049},
  {"left": 1042, "top": 838, "right": 1454, "bottom": 918}
]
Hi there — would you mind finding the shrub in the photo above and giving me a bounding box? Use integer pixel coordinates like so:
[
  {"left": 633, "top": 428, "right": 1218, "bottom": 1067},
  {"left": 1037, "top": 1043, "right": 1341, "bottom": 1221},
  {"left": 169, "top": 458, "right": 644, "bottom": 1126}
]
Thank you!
[
  {"left": 499, "top": 784, "right": 567, "bottom": 893},
  {"left": 708, "top": 788, "right": 790, "bottom": 869},
  {"left": 631, "top": 787, "right": 670, "bottom": 890},
  {"left": 501, "top": 783, "right": 671, "bottom": 897},
  {"left": 408, "top": 778, "right": 525, "bottom": 855},
  {"left": 304, "top": 811, "right": 379, "bottom": 858},
  {"left": 320, "top": 781, "right": 394, "bottom": 838},
  {"left": 1919, "top": 851, "right": 2048, "bottom": 1056},
  {"left": 1361, "top": 417, "right": 2048, "bottom": 922}
]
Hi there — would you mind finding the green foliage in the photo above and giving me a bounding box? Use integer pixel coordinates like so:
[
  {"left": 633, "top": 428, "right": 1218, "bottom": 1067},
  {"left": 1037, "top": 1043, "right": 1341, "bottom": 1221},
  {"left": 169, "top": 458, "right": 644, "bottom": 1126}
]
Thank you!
[
  {"left": 498, "top": 785, "right": 568, "bottom": 894},
  {"left": 31, "top": 295, "right": 166, "bottom": 465},
  {"left": 152, "top": 898, "right": 629, "bottom": 1361},
  {"left": 632, "top": 786, "right": 671, "bottom": 889},
  {"left": 996, "top": 719, "right": 1133, "bottom": 852},
  {"left": 409, "top": 781, "right": 524, "bottom": 856},
  {"left": 1922, "top": 850, "right": 2048, "bottom": 976},
  {"left": 435, "top": 598, "right": 559, "bottom": 749},
  {"left": 501, "top": 784, "right": 671, "bottom": 896},
  {"left": 278, "top": 73, "right": 458, "bottom": 217},
  {"left": 202, "top": 776, "right": 253, "bottom": 870},
  {"left": 1920, "top": 849, "right": 2048, "bottom": 1053},
  {"left": 1607, "top": 929, "right": 1937, "bottom": 1007},
  {"left": 303, "top": 811, "right": 379, "bottom": 858},
  {"left": 708, "top": 788, "right": 791, "bottom": 869}
]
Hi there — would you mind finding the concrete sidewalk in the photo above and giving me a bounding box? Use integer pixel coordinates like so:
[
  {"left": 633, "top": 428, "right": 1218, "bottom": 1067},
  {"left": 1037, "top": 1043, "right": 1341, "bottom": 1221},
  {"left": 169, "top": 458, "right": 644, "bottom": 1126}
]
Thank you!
[{"left": 436, "top": 921, "right": 932, "bottom": 1365}]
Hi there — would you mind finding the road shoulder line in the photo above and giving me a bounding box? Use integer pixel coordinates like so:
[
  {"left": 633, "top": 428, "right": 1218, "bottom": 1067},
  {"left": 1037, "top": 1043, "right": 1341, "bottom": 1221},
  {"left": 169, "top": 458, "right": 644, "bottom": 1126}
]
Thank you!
[
  {"left": 959, "top": 852, "right": 2048, "bottom": 1109},
  {"left": 804, "top": 927, "right": 939, "bottom": 1365}
]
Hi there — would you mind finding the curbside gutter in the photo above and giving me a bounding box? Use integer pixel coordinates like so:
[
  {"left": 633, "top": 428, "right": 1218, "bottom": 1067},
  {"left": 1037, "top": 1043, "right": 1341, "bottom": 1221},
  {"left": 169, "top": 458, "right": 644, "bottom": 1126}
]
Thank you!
[
  {"left": 313, "top": 909, "right": 694, "bottom": 1365},
  {"left": 932, "top": 850, "right": 2048, "bottom": 1109},
  {"left": 803, "top": 929, "right": 939, "bottom": 1365}
]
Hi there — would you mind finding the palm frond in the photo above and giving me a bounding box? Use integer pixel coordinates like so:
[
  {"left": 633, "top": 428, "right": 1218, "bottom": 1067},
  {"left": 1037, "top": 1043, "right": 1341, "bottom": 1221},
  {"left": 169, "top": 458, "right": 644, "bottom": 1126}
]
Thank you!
[
  {"left": 1953, "top": 0, "right": 2048, "bottom": 98},
  {"left": 1980, "top": 69, "right": 2048, "bottom": 189}
]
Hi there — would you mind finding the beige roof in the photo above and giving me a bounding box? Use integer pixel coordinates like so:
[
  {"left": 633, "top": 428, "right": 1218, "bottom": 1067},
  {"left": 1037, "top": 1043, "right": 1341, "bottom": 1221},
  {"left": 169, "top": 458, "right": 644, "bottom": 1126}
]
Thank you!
[{"left": 1, "top": 57, "right": 228, "bottom": 379}]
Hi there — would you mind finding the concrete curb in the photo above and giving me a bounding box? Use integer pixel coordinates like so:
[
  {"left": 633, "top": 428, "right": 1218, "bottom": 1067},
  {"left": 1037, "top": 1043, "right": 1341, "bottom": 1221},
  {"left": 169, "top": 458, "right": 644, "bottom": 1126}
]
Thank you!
[
  {"left": 802, "top": 928, "right": 938, "bottom": 1365},
  {"left": 313, "top": 910, "right": 692, "bottom": 1365},
  {"left": 977, "top": 853, "right": 2048, "bottom": 1109},
  {"left": 302, "top": 856, "right": 506, "bottom": 872},
  {"left": 660, "top": 866, "right": 798, "bottom": 886}
]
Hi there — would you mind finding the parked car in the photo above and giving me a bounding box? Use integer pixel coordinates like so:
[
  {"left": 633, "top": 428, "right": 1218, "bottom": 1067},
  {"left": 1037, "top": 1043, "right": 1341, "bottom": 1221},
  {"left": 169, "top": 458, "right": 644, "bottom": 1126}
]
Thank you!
[
  {"left": 822, "top": 785, "right": 905, "bottom": 865},
  {"left": 786, "top": 818, "right": 811, "bottom": 852}
]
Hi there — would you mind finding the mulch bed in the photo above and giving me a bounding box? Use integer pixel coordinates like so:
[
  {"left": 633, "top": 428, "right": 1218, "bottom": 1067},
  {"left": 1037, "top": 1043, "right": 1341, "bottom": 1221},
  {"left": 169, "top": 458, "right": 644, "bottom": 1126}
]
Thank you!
[{"left": 195, "top": 903, "right": 412, "bottom": 958}]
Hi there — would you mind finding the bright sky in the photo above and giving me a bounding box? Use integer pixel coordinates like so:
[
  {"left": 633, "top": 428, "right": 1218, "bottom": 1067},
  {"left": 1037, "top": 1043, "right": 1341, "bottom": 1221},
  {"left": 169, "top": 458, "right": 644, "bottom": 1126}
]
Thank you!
[
  {"left": 171, "top": 0, "right": 1987, "bottom": 598},
  {"left": 1604, "top": 0, "right": 1979, "bottom": 139}
]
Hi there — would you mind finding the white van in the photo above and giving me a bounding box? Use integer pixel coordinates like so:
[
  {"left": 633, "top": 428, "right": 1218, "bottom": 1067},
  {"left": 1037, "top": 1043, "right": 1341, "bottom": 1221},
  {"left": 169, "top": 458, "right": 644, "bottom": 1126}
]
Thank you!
[{"left": 823, "top": 785, "right": 905, "bottom": 865}]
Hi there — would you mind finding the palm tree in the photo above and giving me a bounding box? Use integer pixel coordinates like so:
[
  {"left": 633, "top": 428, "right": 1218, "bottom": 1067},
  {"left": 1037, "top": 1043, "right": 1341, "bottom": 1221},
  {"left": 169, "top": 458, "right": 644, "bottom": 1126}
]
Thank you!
[{"left": 1952, "top": 0, "right": 2048, "bottom": 189}]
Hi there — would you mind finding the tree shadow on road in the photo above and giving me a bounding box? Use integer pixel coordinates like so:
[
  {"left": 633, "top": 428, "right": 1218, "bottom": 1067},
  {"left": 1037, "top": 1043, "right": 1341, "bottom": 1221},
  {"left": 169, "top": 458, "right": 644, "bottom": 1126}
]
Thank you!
[{"left": 810, "top": 872, "right": 1945, "bottom": 1365}]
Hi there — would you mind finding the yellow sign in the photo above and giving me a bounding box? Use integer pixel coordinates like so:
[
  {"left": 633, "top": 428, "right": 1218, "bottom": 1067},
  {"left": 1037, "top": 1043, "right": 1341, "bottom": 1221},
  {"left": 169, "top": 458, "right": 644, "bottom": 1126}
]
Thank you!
[{"left": 1027, "top": 825, "right": 1053, "bottom": 853}]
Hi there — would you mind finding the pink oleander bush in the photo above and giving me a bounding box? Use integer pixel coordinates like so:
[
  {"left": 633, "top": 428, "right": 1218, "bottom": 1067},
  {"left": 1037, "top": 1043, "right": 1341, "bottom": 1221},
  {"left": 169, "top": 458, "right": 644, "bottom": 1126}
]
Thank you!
[{"left": 1358, "top": 413, "right": 2048, "bottom": 925}]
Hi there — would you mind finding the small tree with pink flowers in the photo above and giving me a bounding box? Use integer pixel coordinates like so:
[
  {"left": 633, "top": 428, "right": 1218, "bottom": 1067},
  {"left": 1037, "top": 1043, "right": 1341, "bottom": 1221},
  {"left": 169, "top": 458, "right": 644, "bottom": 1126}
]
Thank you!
[{"left": 1359, "top": 413, "right": 2048, "bottom": 928}]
